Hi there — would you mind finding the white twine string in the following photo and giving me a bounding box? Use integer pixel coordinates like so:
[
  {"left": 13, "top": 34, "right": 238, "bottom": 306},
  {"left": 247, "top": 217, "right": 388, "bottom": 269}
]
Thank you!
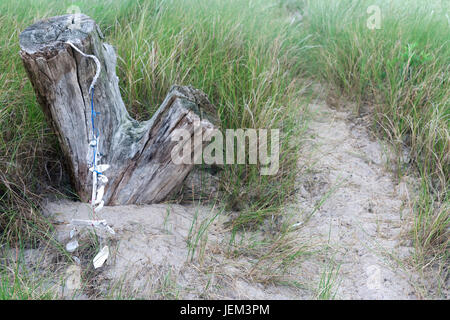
[
  {"left": 65, "top": 41, "right": 101, "bottom": 94},
  {"left": 64, "top": 41, "right": 112, "bottom": 269},
  {"left": 65, "top": 40, "right": 104, "bottom": 212}
]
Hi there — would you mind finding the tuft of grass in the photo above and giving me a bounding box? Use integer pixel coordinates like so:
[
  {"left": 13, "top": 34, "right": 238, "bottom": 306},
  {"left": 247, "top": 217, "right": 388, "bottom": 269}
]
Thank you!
[
  {"left": 0, "top": 267, "right": 57, "bottom": 300},
  {"left": 0, "top": 241, "right": 62, "bottom": 300},
  {"left": 315, "top": 261, "right": 341, "bottom": 300},
  {"left": 186, "top": 206, "right": 221, "bottom": 265},
  {"left": 154, "top": 268, "right": 181, "bottom": 300},
  {"left": 225, "top": 210, "right": 311, "bottom": 286},
  {"left": 0, "top": 0, "right": 73, "bottom": 244}
]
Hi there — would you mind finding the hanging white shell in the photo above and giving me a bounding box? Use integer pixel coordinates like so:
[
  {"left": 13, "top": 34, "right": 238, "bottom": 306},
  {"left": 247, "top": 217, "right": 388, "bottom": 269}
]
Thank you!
[
  {"left": 94, "top": 200, "right": 104, "bottom": 212},
  {"left": 95, "top": 186, "right": 105, "bottom": 205},
  {"left": 98, "top": 174, "right": 108, "bottom": 184},
  {"left": 93, "top": 246, "right": 109, "bottom": 269},
  {"left": 66, "top": 239, "right": 79, "bottom": 253}
]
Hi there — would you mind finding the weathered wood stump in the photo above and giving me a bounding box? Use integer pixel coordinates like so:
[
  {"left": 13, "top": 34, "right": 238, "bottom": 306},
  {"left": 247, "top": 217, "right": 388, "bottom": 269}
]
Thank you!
[{"left": 19, "top": 14, "right": 218, "bottom": 205}]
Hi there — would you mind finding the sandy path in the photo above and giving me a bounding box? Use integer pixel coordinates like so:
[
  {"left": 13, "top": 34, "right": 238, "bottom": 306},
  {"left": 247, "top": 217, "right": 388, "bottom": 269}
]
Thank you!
[{"left": 292, "top": 95, "right": 419, "bottom": 299}]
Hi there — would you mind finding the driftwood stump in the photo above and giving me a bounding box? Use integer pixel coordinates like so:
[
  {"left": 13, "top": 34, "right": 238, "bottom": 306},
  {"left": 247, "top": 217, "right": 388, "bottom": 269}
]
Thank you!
[{"left": 19, "top": 14, "right": 218, "bottom": 205}]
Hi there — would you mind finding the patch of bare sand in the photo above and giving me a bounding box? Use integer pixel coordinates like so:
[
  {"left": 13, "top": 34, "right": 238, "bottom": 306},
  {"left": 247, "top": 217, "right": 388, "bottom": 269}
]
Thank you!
[
  {"left": 43, "top": 201, "right": 306, "bottom": 299},
  {"left": 291, "top": 93, "right": 422, "bottom": 299}
]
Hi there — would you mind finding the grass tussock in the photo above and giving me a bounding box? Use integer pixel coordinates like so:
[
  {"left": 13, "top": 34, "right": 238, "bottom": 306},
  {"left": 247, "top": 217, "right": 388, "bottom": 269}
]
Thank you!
[{"left": 0, "top": 3, "right": 70, "bottom": 243}]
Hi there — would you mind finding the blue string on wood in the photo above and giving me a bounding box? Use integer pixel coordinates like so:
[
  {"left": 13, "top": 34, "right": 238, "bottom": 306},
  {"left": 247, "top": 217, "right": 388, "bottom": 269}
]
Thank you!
[{"left": 90, "top": 87, "right": 100, "bottom": 172}]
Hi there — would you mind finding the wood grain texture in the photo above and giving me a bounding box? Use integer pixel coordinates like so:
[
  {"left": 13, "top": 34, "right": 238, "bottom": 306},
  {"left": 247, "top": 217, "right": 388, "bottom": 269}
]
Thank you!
[{"left": 19, "top": 14, "right": 218, "bottom": 205}]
